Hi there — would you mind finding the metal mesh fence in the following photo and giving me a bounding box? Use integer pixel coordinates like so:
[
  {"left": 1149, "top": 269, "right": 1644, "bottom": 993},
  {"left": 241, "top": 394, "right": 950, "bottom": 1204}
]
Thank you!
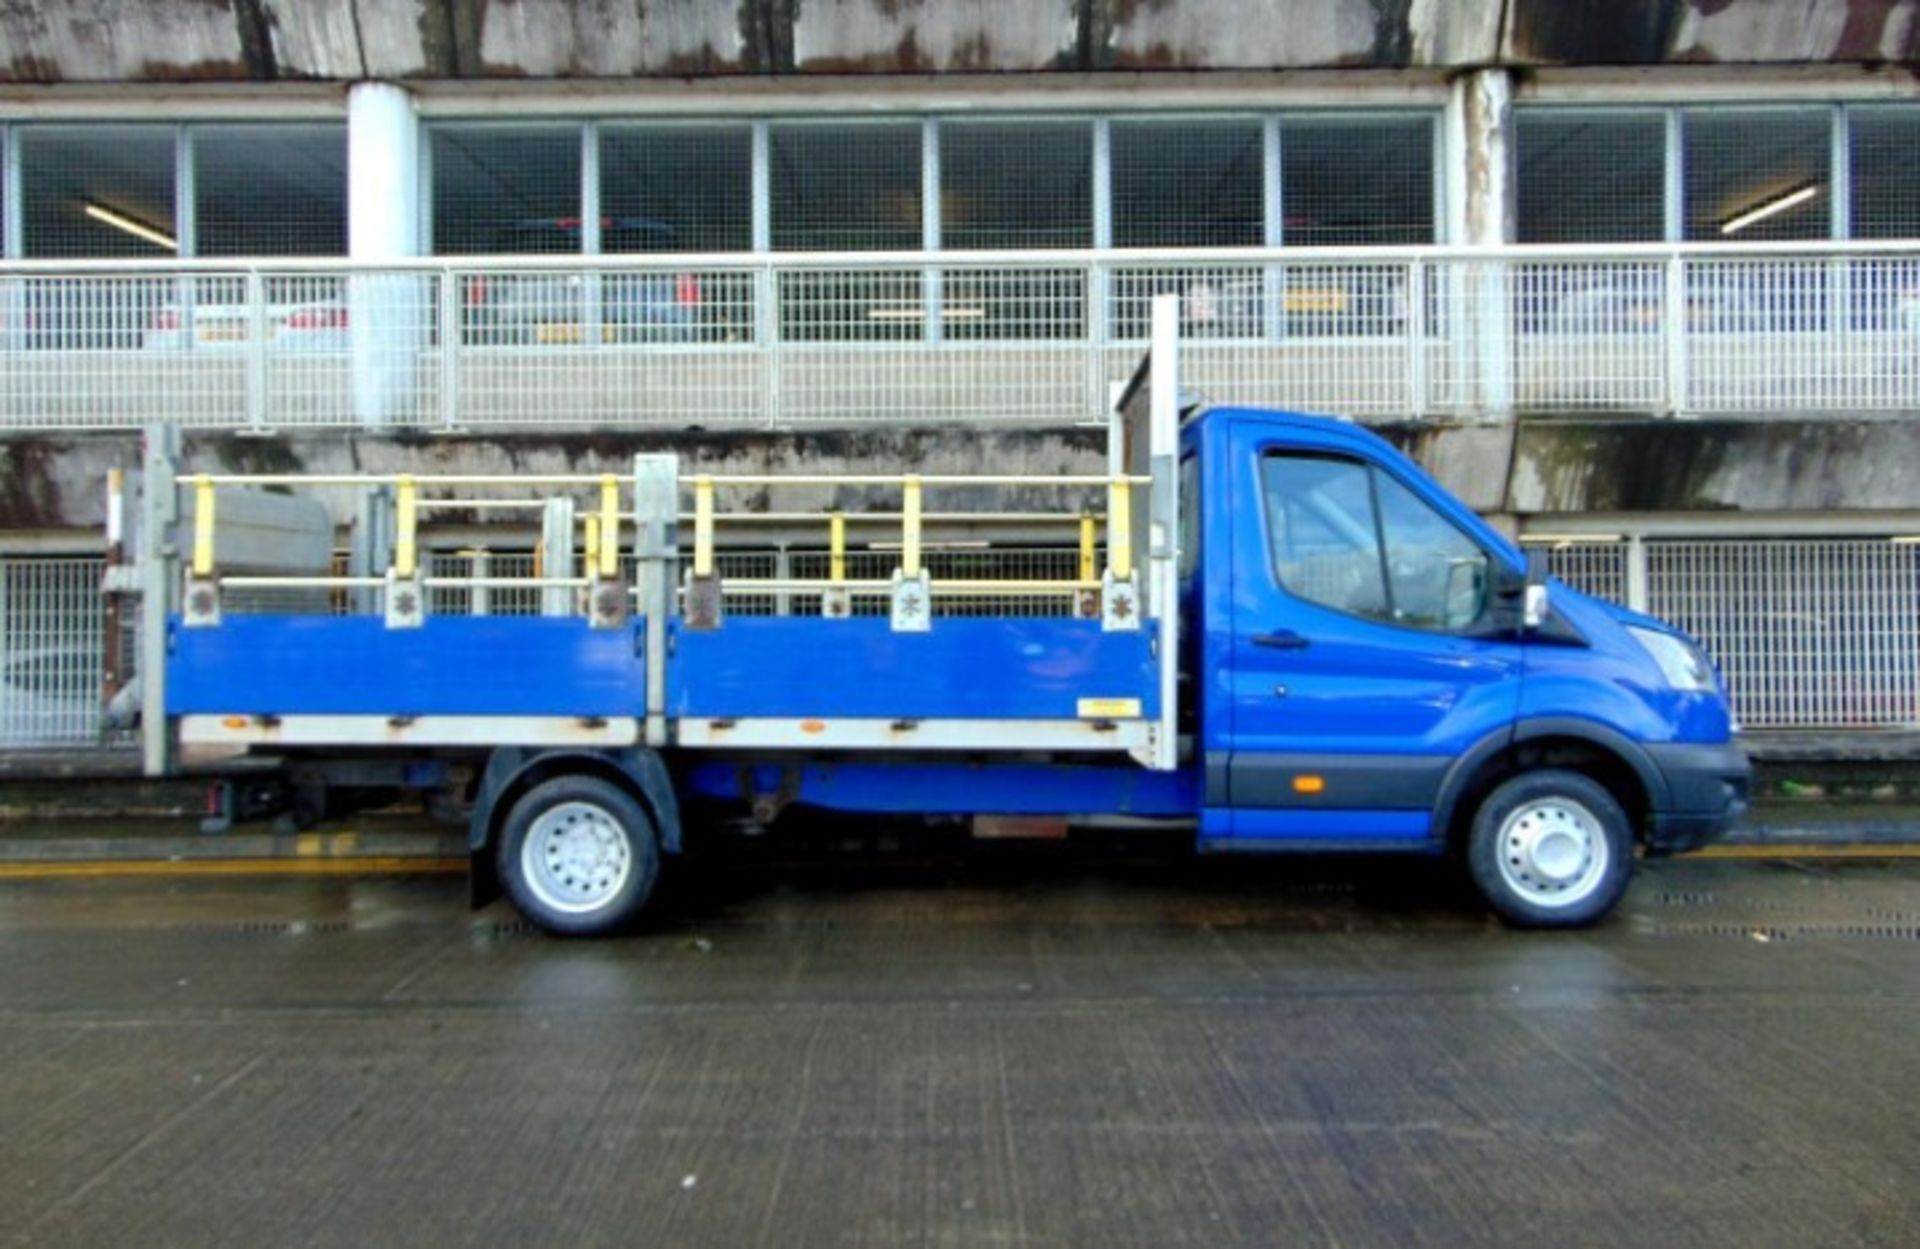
[
  {"left": 19, "top": 125, "right": 177, "bottom": 260},
  {"left": 1515, "top": 112, "right": 1667, "bottom": 244},
  {"left": 1850, "top": 107, "right": 1920, "bottom": 240},
  {"left": 940, "top": 122, "right": 1092, "bottom": 250},
  {"left": 430, "top": 125, "right": 583, "bottom": 256},
  {"left": 1683, "top": 109, "right": 1831, "bottom": 243},
  {"left": 1282, "top": 116, "right": 1434, "bottom": 246},
  {"left": 600, "top": 124, "right": 754, "bottom": 254},
  {"left": 1647, "top": 539, "right": 1920, "bottom": 730},
  {"left": 428, "top": 551, "right": 542, "bottom": 617},
  {"left": 769, "top": 123, "right": 921, "bottom": 252},
  {"left": 787, "top": 546, "right": 1084, "bottom": 617},
  {"left": 0, "top": 558, "right": 107, "bottom": 746},
  {"left": 1510, "top": 259, "right": 1667, "bottom": 411},
  {"left": 1111, "top": 119, "right": 1264, "bottom": 249},
  {"left": 194, "top": 124, "right": 348, "bottom": 257},
  {"left": 1534, "top": 540, "right": 1629, "bottom": 604},
  {"left": 4, "top": 247, "right": 1920, "bottom": 427}
]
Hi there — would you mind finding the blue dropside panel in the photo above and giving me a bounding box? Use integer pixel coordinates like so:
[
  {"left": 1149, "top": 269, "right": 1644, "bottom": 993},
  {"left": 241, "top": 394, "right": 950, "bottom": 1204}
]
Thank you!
[
  {"left": 167, "top": 616, "right": 647, "bottom": 717},
  {"left": 668, "top": 618, "right": 1159, "bottom": 720}
]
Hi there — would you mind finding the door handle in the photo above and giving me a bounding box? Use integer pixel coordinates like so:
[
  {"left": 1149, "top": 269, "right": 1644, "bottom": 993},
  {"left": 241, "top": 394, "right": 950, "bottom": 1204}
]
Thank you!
[{"left": 1252, "top": 629, "right": 1310, "bottom": 650}]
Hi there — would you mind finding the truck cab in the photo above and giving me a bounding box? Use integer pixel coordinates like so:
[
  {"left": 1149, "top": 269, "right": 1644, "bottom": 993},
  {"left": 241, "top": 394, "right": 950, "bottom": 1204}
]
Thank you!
[{"left": 1183, "top": 406, "right": 1748, "bottom": 924}]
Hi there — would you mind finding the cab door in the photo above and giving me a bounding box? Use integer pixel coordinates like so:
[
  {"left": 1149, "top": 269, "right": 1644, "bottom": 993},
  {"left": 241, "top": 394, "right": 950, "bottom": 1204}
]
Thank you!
[{"left": 1215, "top": 426, "right": 1523, "bottom": 845}]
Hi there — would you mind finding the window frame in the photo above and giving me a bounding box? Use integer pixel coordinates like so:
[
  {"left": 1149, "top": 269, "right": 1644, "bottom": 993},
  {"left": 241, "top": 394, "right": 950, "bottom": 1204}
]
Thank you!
[{"left": 1259, "top": 449, "right": 1495, "bottom": 637}]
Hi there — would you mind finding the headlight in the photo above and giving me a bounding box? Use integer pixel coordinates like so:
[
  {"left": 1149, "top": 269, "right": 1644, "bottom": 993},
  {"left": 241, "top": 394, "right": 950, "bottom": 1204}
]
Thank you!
[{"left": 1627, "top": 626, "right": 1716, "bottom": 692}]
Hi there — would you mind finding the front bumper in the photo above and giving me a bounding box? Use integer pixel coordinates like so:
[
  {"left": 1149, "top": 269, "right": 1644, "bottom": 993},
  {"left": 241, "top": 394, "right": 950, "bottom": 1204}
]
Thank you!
[{"left": 1643, "top": 740, "right": 1752, "bottom": 855}]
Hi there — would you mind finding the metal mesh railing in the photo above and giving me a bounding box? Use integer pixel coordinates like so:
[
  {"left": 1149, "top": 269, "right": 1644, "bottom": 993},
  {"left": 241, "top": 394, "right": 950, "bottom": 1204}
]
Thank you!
[
  {"left": 1536, "top": 540, "right": 1631, "bottom": 605},
  {"left": 785, "top": 547, "right": 1085, "bottom": 618},
  {"left": 0, "top": 557, "right": 111, "bottom": 747},
  {"left": 6, "top": 244, "right": 1920, "bottom": 429},
  {"left": 1647, "top": 540, "right": 1920, "bottom": 730}
]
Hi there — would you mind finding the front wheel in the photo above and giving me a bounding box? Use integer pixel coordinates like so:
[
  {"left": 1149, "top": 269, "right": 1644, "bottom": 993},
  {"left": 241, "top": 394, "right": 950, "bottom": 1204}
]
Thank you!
[
  {"left": 497, "top": 775, "right": 661, "bottom": 937},
  {"left": 1466, "top": 769, "right": 1634, "bottom": 929}
]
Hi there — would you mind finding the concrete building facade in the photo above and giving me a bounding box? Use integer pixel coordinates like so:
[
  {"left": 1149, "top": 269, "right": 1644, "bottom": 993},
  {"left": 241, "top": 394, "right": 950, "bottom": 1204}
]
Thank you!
[{"left": 1, "top": 1, "right": 1918, "bottom": 748}]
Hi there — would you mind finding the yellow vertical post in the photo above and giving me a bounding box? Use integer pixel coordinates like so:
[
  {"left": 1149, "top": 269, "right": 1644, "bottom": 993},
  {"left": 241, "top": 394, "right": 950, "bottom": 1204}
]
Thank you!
[
  {"left": 394, "top": 474, "right": 417, "bottom": 578},
  {"left": 582, "top": 515, "right": 601, "bottom": 577},
  {"left": 191, "top": 475, "right": 216, "bottom": 577},
  {"left": 692, "top": 475, "right": 715, "bottom": 578},
  {"left": 1107, "top": 477, "right": 1132, "bottom": 581},
  {"left": 901, "top": 475, "right": 922, "bottom": 578},
  {"left": 1078, "top": 512, "right": 1096, "bottom": 584},
  {"left": 598, "top": 474, "right": 619, "bottom": 578},
  {"left": 829, "top": 512, "right": 846, "bottom": 583}
]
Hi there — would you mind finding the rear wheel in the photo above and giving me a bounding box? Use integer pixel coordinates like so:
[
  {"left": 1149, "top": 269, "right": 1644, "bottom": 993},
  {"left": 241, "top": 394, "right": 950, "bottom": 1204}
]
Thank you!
[
  {"left": 497, "top": 775, "right": 661, "bottom": 937},
  {"left": 1466, "top": 769, "right": 1633, "bottom": 928}
]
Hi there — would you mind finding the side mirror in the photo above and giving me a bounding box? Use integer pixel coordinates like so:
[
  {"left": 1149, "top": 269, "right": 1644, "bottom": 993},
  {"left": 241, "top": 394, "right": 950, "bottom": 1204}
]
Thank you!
[
  {"left": 1523, "top": 549, "right": 1551, "bottom": 631},
  {"left": 1492, "top": 550, "right": 1551, "bottom": 636}
]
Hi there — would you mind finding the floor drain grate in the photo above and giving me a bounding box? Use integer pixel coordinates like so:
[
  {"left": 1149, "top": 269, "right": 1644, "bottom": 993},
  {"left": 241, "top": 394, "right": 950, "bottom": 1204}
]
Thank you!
[
  {"left": 1657, "top": 891, "right": 1717, "bottom": 907},
  {"left": 1653, "top": 922, "right": 1920, "bottom": 942},
  {"left": 173, "top": 920, "right": 355, "bottom": 936}
]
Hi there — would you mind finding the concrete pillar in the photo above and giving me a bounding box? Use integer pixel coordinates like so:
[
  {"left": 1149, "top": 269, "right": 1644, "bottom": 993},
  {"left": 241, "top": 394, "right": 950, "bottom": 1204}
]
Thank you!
[
  {"left": 347, "top": 82, "right": 424, "bottom": 427},
  {"left": 1443, "top": 68, "right": 1515, "bottom": 420}
]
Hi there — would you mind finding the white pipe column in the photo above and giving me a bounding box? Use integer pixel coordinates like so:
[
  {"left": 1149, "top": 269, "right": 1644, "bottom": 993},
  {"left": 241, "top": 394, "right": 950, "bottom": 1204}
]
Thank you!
[
  {"left": 1443, "top": 68, "right": 1516, "bottom": 420},
  {"left": 348, "top": 82, "right": 424, "bottom": 428}
]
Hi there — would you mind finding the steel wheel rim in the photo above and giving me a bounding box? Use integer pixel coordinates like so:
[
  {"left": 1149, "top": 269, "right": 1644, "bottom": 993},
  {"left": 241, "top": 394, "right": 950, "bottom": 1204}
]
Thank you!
[
  {"left": 1495, "top": 796, "right": 1610, "bottom": 909},
  {"left": 520, "top": 801, "right": 633, "bottom": 915}
]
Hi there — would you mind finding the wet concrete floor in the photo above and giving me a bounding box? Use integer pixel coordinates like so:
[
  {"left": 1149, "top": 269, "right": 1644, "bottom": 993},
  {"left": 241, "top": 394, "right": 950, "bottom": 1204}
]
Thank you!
[{"left": 2, "top": 842, "right": 1919, "bottom": 1247}]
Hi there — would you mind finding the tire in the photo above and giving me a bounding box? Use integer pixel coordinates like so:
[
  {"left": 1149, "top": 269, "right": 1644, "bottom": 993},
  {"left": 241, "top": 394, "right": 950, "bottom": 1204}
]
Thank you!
[
  {"left": 496, "top": 775, "right": 661, "bottom": 937},
  {"left": 1466, "top": 769, "right": 1634, "bottom": 929}
]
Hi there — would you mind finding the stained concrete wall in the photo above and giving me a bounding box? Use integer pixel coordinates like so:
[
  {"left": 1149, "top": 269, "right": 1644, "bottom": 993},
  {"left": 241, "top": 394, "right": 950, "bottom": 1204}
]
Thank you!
[
  {"left": 3, "top": 0, "right": 1918, "bottom": 83},
  {"left": 5, "top": 419, "right": 1916, "bottom": 535}
]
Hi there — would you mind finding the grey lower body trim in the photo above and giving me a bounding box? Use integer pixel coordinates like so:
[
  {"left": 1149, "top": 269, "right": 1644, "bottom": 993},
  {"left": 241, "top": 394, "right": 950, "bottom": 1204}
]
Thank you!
[
  {"left": 1197, "top": 837, "right": 1442, "bottom": 855},
  {"left": 1227, "top": 752, "right": 1452, "bottom": 809}
]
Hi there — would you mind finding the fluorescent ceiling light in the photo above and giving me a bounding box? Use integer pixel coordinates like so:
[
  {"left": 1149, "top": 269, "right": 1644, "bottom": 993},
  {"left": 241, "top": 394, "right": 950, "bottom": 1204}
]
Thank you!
[
  {"left": 866, "top": 305, "right": 987, "bottom": 321},
  {"left": 1521, "top": 534, "right": 1624, "bottom": 545},
  {"left": 84, "top": 203, "right": 177, "bottom": 251},
  {"left": 1720, "top": 184, "right": 1821, "bottom": 236}
]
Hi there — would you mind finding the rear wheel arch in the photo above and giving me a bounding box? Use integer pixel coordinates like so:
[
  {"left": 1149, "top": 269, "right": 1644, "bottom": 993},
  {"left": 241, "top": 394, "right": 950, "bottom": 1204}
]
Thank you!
[{"left": 468, "top": 748, "right": 682, "bottom": 908}]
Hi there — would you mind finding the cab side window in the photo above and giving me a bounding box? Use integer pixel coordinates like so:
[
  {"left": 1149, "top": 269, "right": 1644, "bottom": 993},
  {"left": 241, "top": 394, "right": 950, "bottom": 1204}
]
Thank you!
[
  {"left": 1261, "top": 451, "right": 1490, "bottom": 633},
  {"left": 1373, "top": 471, "right": 1489, "bottom": 630},
  {"left": 1261, "top": 455, "right": 1388, "bottom": 618}
]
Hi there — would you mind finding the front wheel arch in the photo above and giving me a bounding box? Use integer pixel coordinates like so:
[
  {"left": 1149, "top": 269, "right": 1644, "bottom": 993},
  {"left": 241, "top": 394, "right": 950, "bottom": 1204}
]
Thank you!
[{"left": 1436, "top": 731, "right": 1653, "bottom": 856}]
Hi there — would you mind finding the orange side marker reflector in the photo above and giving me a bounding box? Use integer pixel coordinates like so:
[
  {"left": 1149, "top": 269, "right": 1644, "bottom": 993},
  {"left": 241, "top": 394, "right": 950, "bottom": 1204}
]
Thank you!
[
  {"left": 800, "top": 720, "right": 826, "bottom": 735},
  {"left": 1292, "top": 775, "right": 1326, "bottom": 795},
  {"left": 222, "top": 716, "right": 248, "bottom": 730}
]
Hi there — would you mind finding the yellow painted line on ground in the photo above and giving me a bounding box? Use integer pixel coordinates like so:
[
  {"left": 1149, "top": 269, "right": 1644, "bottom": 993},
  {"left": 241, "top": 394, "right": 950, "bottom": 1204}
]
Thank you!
[
  {"left": 0, "top": 856, "right": 466, "bottom": 881},
  {"left": 1686, "top": 844, "right": 1920, "bottom": 861}
]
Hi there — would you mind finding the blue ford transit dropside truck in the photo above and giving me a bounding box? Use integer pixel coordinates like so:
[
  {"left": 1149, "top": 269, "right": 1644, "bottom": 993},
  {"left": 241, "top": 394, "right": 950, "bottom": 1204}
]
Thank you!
[{"left": 124, "top": 297, "right": 1748, "bottom": 935}]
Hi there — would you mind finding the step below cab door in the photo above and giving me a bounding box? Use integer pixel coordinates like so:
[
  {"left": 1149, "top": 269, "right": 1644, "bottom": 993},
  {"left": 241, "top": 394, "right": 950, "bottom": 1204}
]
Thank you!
[{"left": 1208, "top": 423, "right": 1523, "bottom": 847}]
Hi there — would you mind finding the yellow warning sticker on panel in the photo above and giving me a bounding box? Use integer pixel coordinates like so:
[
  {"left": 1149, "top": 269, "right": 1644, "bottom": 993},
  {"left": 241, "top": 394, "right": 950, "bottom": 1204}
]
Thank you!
[{"left": 1077, "top": 697, "right": 1143, "bottom": 719}]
